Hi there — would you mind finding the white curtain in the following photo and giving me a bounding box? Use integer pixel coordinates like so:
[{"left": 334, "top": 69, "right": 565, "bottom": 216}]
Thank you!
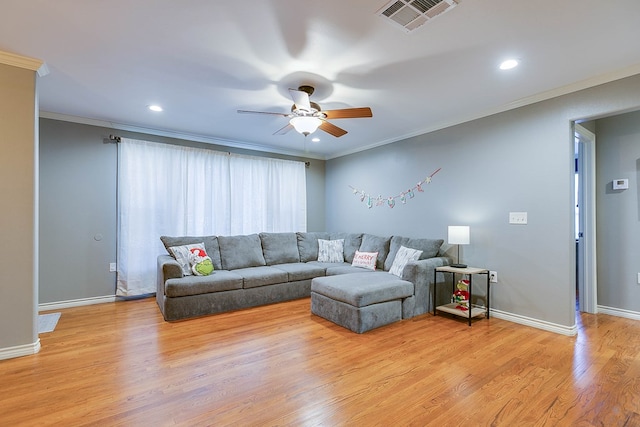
[{"left": 117, "top": 138, "right": 307, "bottom": 296}]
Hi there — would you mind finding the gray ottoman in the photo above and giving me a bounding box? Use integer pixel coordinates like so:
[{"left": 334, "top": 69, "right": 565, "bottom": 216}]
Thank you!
[{"left": 311, "top": 272, "right": 414, "bottom": 333}]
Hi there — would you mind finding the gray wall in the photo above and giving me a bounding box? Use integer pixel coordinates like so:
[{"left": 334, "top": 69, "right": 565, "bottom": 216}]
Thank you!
[
  {"left": 0, "top": 62, "right": 38, "bottom": 352},
  {"left": 37, "top": 73, "right": 640, "bottom": 326},
  {"left": 39, "top": 118, "right": 325, "bottom": 304},
  {"left": 326, "top": 73, "right": 640, "bottom": 329},
  {"left": 595, "top": 110, "right": 640, "bottom": 312},
  {"left": 304, "top": 158, "right": 325, "bottom": 232},
  {"left": 39, "top": 119, "right": 118, "bottom": 303}
]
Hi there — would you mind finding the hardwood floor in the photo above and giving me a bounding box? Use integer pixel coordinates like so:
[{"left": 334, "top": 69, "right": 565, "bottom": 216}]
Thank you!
[{"left": 2, "top": 298, "right": 639, "bottom": 426}]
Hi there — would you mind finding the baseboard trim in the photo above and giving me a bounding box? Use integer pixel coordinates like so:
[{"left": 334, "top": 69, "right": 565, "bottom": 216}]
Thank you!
[
  {"left": 39, "top": 295, "right": 116, "bottom": 312},
  {"left": 490, "top": 309, "right": 578, "bottom": 336},
  {"left": 597, "top": 305, "right": 640, "bottom": 321},
  {"left": 0, "top": 339, "right": 41, "bottom": 361}
]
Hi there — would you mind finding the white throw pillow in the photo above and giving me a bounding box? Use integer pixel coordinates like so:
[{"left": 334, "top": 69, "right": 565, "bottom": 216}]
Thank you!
[
  {"left": 169, "top": 243, "right": 206, "bottom": 276},
  {"left": 317, "top": 239, "right": 344, "bottom": 263},
  {"left": 389, "top": 245, "right": 423, "bottom": 277},
  {"left": 352, "top": 250, "right": 378, "bottom": 270}
]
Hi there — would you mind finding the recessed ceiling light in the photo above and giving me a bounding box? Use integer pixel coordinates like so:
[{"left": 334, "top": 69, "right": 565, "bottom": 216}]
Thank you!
[
  {"left": 499, "top": 59, "right": 519, "bottom": 70},
  {"left": 311, "top": 137, "right": 320, "bottom": 142},
  {"left": 148, "top": 105, "right": 163, "bottom": 112}
]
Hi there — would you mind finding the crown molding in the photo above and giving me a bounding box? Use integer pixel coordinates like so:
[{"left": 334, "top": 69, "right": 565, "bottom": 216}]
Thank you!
[
  {"left": 39, "top": 111, "right": 326, "bottom": 160},
  {"left": 328, "top": 63, "right": 640, "bottom": 160},
  {"left": 0, "top": 50, "right": 48, "bottom": 76}
]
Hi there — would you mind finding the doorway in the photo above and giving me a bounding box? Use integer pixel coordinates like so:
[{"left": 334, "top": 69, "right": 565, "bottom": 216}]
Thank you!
[{"left": 574, "top": 123, "right": 597, "bottom": 314}]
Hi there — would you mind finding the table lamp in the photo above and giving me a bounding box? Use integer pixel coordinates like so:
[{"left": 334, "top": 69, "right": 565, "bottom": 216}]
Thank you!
[{"left": 448, "top": 225, "right": 470, "bottom": 268}]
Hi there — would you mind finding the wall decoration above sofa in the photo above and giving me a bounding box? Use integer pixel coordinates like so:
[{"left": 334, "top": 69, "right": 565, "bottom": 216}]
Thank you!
[{"left": 349, "top": 168, "right": 441, "bottom": 209}]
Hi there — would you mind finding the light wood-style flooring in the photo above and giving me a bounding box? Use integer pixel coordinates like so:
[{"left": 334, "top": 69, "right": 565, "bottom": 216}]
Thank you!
[{"left": 1, "top": 298, "right": 639, "bottom": 426}]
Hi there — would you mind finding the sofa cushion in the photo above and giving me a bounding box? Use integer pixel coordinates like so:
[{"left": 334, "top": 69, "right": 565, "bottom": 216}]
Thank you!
[
  {"left": 232, "top": 266, "right": 289, "bottom": 289},
  {"left": 218, "top": 234, "right": 266, "bottom": 270},
  {"left": 309, "top": 261, "right": 374, "bottom": 276},
  {"left": 164, "top": 270, "right": 243, "bottom": 297},
  {"left": 311, "top": 272, "right": 413, "bottom": 308},
  {"left": 326, "top": 265, "right": 376, "bottom": 276},
  {"left": 307, "top": 261, "right": 351, "bottom": 271},
  {"left": 271, "top": 263, "right": 326, "bottom": 281},
  {"left": 161, "top": 235, "right": 223, "bottom": 270},
  {"left": 330, "top": 232, "right": 363, "bottom": 263},
  {"left": 260, "top": 232, "right": 300, "bottom": 265},
  {"left": 359, "top": 234, "right": 391, "bottom": 271},
  {"left": 297, "top": 232, "right": 330, "bottom": 262},
  {"left": 384, "top": 236, "right": 444, "bottom": 271}
]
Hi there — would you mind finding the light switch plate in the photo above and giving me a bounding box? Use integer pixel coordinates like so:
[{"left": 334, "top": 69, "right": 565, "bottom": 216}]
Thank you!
[{"left": 509, "top": 212, "right": 528, "bottom": 225}]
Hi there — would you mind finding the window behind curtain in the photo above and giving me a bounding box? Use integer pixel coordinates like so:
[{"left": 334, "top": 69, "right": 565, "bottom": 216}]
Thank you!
[{"left": 116, "top": 138, "right": 307, "bottom": 296}]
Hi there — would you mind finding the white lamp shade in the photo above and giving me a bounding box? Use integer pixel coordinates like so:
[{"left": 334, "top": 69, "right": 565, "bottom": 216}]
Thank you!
[
  {"left": 448, "top": 226, "right": 470, "bottom": 245},
  {"left": 290, "top": 116, "right": 322, "bottom": 136}
]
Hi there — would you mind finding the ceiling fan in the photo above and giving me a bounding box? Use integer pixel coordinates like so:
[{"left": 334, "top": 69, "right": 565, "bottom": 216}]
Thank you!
[{"left": 237, "top": 85, "right": 373, "bottom": 137}]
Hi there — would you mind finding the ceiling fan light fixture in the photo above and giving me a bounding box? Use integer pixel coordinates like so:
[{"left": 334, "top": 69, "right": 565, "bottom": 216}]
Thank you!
[
  {"left": 290, "top": 116, "right": 322, "bottom": 136},
  {"left": 239, "top": 84, "right": 370, "bottom": 138},
  {"left": 499, "top": 59, "right": 519, "bottom": 70}
]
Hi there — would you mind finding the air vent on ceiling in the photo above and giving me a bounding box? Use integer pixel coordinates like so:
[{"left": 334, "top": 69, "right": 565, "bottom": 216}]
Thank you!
[{"left": 377, "top": 0, "right": 458, "bottom": 33}]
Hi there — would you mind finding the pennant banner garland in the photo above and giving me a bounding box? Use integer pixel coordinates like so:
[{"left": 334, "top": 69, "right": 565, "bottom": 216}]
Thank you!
[{"left": 349, "top": 168, "right": 441, "bottom": 209}]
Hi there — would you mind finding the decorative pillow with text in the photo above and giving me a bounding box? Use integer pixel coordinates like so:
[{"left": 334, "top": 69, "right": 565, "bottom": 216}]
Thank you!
[
  {"left": 317, "top": 239, "right": 344, "bottom": 263},
  {"left": 351, "top": 250, "right": 378, "bottom": 270}
]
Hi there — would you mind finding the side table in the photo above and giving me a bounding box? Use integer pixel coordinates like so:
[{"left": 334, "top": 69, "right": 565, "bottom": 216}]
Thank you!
[{"left": 433, "top": 265, "right": 490, "bottom": 326}]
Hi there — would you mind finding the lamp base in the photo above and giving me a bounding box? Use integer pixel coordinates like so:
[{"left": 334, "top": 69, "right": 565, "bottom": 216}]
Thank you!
[{"left": 450, "top": 263, "right": 468, "bottom": 268}]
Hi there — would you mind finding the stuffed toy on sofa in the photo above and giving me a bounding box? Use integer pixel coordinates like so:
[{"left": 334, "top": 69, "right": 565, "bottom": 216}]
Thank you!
[{"left": 189, "top": 247, "right": 214, "bottom": 276}]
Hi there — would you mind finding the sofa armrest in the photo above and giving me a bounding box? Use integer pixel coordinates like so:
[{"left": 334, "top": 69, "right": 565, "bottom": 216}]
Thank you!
[
  {"left": 157, "top": 254, "right": 183, "bottom": 296},
  {"left": 402, "top": 256, "right": 451, "bottom": 316}
]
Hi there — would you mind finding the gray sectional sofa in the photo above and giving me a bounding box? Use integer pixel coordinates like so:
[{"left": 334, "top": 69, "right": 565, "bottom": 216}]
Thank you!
[{"left": 157, "top": 232, "right": 450, "bottom": 332}]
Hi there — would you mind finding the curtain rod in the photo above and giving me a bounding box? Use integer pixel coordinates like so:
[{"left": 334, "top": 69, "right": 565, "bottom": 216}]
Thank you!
[{"left": 109, "top": 134, "right": 310, "bottom": 168}]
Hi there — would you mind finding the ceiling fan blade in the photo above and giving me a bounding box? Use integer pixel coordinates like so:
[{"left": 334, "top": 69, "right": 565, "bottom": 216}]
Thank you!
[
  {"left": 237, "top": 109, "right": 290, "bottom": 117},
  {"left": 323, "top": 107, "right": 373, "bottom": 119},
  {"left": 288, "top": 88, "right": 312, "bottom": 112},
  {"left": 319, "top": 121, "right": 348, "bottom": 137},
  {"left": 273, "top": 123, "right": 294, "bottom": 135}
]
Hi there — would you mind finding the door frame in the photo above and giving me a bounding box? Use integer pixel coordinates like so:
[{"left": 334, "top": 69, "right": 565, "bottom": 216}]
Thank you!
[{"left": 575, "top": 123, "right": 597, "bottom": 313}]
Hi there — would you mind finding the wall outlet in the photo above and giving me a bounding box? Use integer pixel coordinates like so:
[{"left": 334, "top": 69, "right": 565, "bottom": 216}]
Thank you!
[
  {"left": 637, "top": 273, "right": 640, "bottom": 284},
  {"left": 490, "top": 271, "right": 498, "bottom": 283},
  {"left": 109, "top": 262, "right": 116, "bottom": 272},
  {"left": 509, "top": 212, "right": 528, "bottom": 225}
]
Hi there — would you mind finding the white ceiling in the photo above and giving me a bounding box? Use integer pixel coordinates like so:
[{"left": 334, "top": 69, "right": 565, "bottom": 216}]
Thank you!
[{"left": 2, "top": 0, "right": 640, "bottom": 159}]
